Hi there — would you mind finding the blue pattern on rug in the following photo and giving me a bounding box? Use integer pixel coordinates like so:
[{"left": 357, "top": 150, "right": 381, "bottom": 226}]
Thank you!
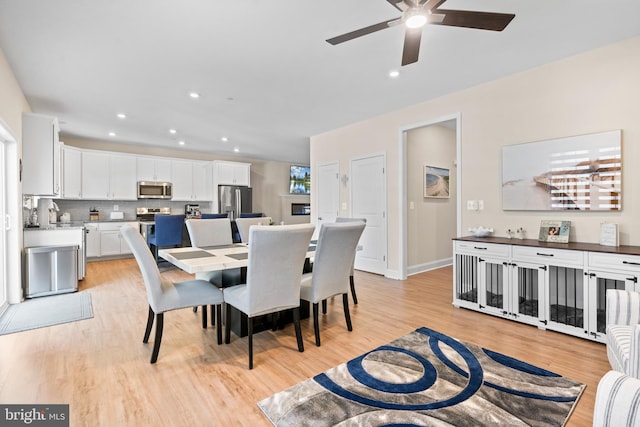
[{"left": 258, "top": 326, "right": 586, "bottom": 426}]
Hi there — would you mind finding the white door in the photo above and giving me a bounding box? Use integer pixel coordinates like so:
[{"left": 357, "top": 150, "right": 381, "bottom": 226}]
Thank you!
[
  {"left": 351, "top": 154, "right": 387, "bottom": 275},
  {"left": 316, "top": 162, "right": 339, "bottom": 231}
]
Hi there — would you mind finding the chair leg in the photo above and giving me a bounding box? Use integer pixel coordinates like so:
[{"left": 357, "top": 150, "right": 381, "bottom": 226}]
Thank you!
[
  {"left": 216, "top": 304, "right": 222, "bottom": 345},
  {"left": 143, "top": 306, "right": 154, "bottom": 343},
  {"left": 293, "top": 307, "right": 304, "bottom": 352},
  {"left": 350, "top": 275, "right": 358, "bottom": 305},
  {"left": 224, "top": 304, "right": 232, "bottom": 344},
  {"left": 193, "top": 306, "right": 198, "bottom": 313},
  {"left": 343, "top": 293, "right": 353, "bottom": 332},
  {"left": 313, "top": 302, "right": 321, "bottom": 347},
  {"left": 210, "top": 305, "right": 216, "bottom": 326},
  {"left": 150, "top": 312, "right": 164, "bottom": 363},
  {"left": 322, "top": 299, "right": 327, "bottom": 314},
  {"left": 248, "top": 317, "right": 254, "bottom": 370},
  {"left": 201, "top": 305, "right": 208, "bottom": 328}
]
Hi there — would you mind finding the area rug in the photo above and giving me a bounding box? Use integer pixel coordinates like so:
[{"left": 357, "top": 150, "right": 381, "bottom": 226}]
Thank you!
[
  {"left": 0, "top": 292, "right": 93, "bottom": 335},
  {"left": 258, "top": 327, "right": 585, "bottom": 426}
]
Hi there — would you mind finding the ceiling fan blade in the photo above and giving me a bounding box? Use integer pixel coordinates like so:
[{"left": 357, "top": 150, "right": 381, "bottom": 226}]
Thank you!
[
  {"left": 401, "top": 27, "right": 423, "bottom": 66},
  {"left": 431, "top": 9, "right": 515, "bottom": 31},
  {"left": 386, "top": 0, "right": 405, "bottom": 11},
  {"left": 326, "top": 18, "right": 402, "bottom": 45},
  {"left": 419, "top": 0, "right": 447, "bottom": 10}
]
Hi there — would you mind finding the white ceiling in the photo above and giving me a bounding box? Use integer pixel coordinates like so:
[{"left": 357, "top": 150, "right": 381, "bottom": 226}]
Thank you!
[{"left": 1, "top": 1, "right": 639, "bottom": 164}]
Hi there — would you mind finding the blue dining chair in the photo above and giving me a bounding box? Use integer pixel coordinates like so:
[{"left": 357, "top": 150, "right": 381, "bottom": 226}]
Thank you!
[
  {"left": 201, "top": 213, "right": 229, "bottom": 219},
  {"left": 148, "top": 214, "right": 185, "bottom": 261},
  {"left": 238, "top": 212, "right": 263, "bottom": 218}
]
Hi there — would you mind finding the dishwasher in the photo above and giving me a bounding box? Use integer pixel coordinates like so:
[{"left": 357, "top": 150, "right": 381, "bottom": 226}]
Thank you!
[{"left": 24, "top": 245, "right": 78, "bottom": 298}]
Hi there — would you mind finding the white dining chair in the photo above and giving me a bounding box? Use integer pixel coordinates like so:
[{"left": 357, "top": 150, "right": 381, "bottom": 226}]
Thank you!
[
  {"left": 223, "top": 223, "right": 315, "bottom": 369},
  {"left": 185, "top": 218, "right": 235, "bottom": 323},
  {"left": 235, "top": 216, "right": 272, "bottom": 243},
  {"left": 121, "top": 225, "right": 225, "bottom": 363},
  {"left": 300, "top": 222, "right": 366, "bottom": 346},
  {"left": 335, "top": 217, "right": 366, "bottom": 305}
]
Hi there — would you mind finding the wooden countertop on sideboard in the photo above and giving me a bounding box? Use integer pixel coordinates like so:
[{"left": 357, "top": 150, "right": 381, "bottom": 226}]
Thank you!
[{"left": 454, "top": 236, "right": 640, "bottom": 257}]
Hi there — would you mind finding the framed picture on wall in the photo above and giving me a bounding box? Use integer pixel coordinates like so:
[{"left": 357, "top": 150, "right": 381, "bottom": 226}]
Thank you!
[
  {"left": 538, "top": 220, "right": 571, "bottom": 243},
  {"left": 424, "top": 165, "right": 450, "bottom": 198}
]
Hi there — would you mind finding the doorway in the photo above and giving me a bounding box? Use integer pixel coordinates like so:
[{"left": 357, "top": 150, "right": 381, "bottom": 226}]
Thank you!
[
  {"left": 398, "top": 114, "right": 461, "bottom": 280},
  {"left": 0, "top": 119, "right": 19, "bottom": 314},
  {"left": 316, "top": 161, "right": 339, "bottom": 230}
]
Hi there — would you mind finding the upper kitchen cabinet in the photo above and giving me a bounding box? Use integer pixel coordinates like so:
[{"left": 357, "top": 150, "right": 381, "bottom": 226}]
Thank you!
[
  {"left": 22, "top": 113, "right": 61, "bottom": 196},
  {"left": 137, "top": 156, "right": 172, "bottom": 182},
  {"left": 61, "top": 145, "right": 82, "bottom": 199},
  {"left": 171, "top": 160, "right": 211, "bottom": 201},
  {"left": 212, "top": 160, "right": 250, "bottom": 186},
  {"left": 81, "top": 151, "right": 137, "bottom": 200}
]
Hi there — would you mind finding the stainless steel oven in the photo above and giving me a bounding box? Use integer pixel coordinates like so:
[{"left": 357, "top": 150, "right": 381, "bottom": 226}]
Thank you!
[{"left": 137, "top": 181, "right": 172, "bottom": 199}]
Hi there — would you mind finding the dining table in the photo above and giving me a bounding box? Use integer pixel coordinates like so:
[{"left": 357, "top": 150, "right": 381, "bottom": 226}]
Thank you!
[{"left": 158, "top": 242, "right": 317, "bottom": 337}]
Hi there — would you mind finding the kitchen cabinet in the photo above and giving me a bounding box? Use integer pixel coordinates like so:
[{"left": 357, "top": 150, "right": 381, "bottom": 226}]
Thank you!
[
  {"left": 211, "top": 161, "right": 250, "bottom": 213},
  {"left": 84, "top": 223, "right": 100, "bottom": 258},
  {"left": 453, "top": 237, "right": 640, "bottom": 344},
  {"left": 84, "top": 222, "right": 138, "bottom": 258},
  {"left": 171, "top": 160, "right": 211, "bottom": 201},
  {"left": 81, "top": 151, "right": 136, "bottom": 200},
  {"left": 212, "top": 160, "right": 250, "bottom": 186},
  {"left": 137, "top": 156, "right": 172, "bottom": 182},
  {"left": 61, "top": 145, "right": 82, "bottom": 199},
  {"left": 22, "top": 112, "right": 61, "bottom": 196}
]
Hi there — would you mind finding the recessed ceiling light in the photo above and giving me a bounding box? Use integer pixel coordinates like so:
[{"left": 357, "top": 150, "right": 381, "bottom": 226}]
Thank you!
[
  {"left": 389, "top": 70, "right": 400, "bottom": 78},
  {"left": 233, "top": 147, "right": 240, "bottom": 153},
  {"left": 108, "top": 132, "right": 116, "bottom": 137},
  {"left": 178, "top": 140, "right": 185, "bottom": 145},
  {"left": 221, "top": 137, "right": 228, "bottom": 142},
  {"left": 116, "top": 113, "right": 126, "bottom": 119},
  {"left": 189, "top": 92, "right": 200, "bottom": 99},
  {"left": 169, "top": 128, "right": 177, "bottom": 134}
]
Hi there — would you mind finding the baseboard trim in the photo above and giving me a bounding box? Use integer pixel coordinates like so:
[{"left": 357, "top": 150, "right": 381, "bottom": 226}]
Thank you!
[{"left": 408, "top": 258, "right": 452, "bottom": 276}]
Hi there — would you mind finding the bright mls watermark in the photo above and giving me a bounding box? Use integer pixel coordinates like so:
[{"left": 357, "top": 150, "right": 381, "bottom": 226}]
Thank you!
[{"left": 1, "top": 405, "right": 69, "bottom": 426}]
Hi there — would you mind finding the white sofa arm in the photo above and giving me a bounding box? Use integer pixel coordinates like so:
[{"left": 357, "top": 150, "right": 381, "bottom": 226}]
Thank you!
[
  {"left": 606, "top": 289, "right": 640, "bottom": 326},
  {"left": 594, "top": 370, "right": 640, "bottom": 426}
]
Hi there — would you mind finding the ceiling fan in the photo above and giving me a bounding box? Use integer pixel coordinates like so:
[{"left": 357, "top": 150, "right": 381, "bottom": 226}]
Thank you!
[{"left": 326, "top": 0, "right": 515, "bottom": 66}]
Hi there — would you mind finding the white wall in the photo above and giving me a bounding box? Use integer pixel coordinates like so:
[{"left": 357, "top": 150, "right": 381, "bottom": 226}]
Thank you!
[{"left": 311, "top": 35, "right": 640, "bottom": 277}]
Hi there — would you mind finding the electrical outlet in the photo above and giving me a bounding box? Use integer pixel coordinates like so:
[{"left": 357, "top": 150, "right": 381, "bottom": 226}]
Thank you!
[
  {"left": 409, "top": 201, "right": 415, "bottom": 210},
  {"left": 466, "top": 200, "right": 478, "bottom": 210},
  {"left": 478, "top": 200, "right": 484, "bottom": 210}
]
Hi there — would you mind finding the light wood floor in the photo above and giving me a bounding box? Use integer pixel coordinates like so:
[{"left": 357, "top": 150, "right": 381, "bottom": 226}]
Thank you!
[{"left": 0, "top": 259, "right": 609, "bottom": 426}]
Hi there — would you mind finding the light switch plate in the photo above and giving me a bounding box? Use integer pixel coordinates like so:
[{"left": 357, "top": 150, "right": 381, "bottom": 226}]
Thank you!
[{"left": 467, "top": 200, "right": 478, "bottom": 210}]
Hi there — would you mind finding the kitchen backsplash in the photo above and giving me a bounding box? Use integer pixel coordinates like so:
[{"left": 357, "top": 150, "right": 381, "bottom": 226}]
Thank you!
[{"left": 53, "top": 200, "right": 213, "bottom": 222}]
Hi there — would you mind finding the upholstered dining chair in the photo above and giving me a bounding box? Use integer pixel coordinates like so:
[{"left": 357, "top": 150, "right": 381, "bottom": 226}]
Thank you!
[
  {"left": 300, "top": 222, "right": 365, "bottom": 346},
  {"left": 335, "top": 217, "right": 366, "bottom": 305},
  {"left": 235, "top": 216, "right": 272, "bottom": 244},
  {"left": 186, "top": 217, "right": 235, "bottom": 322},
  {"left": 120, "top": 225, "right": 225, "bottom": 364},
  {"left": 148, "top": 214, "right": 185, "bottom": 262},
  {"left": 223, "top": 223, "right": 315, "bottom": 369},
  {"left": 201, "top": 213, "right": 228, "bottom": 219}
]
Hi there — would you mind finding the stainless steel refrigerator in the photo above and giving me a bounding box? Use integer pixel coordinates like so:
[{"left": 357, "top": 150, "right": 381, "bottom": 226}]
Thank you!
[{"left": 218, "top": 185, "right": 252, "bottom": 220}]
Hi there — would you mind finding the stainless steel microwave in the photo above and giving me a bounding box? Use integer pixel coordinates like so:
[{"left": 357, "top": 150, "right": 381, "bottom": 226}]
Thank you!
[{"left": 137, "top": 181, "right": 172, "bottom": 199}]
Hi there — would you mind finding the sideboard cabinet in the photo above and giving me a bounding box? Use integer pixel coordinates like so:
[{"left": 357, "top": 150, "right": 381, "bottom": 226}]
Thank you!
[{"left": 453, "top": 237, "right": 640, "bottom": 344}]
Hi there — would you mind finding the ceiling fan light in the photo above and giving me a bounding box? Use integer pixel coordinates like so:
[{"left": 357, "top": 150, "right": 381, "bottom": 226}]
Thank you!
[{"left": 405, "top": 14, "right": 427, "bottom": 29}]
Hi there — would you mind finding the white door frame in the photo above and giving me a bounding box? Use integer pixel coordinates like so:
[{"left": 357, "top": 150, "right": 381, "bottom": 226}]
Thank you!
[
  {"left": 349, "top": 152, "right": 387, "bottom": 275},
  {"left": 398, "top": 113, "right": 462, "bottom": 280},
  {"left": 0, "top": 119, "right": 21, "bottom": 309}
]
